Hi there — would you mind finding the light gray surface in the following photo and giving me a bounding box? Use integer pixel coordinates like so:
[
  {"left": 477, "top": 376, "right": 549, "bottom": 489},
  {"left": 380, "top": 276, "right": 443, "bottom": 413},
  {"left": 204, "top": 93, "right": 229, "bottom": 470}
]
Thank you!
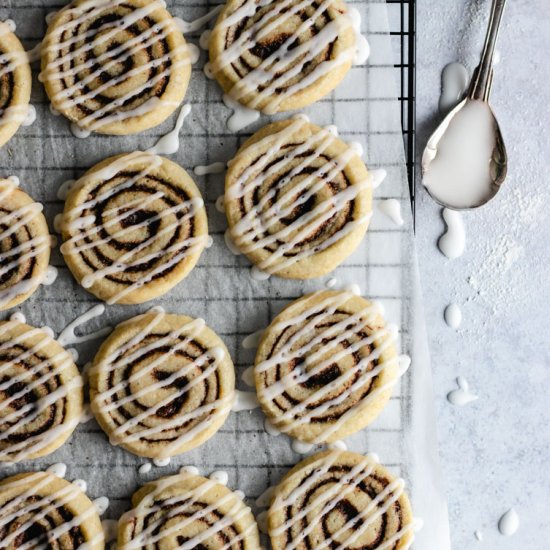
[{"left": 416, "top": 0, "right": 550, "bottom": 548}]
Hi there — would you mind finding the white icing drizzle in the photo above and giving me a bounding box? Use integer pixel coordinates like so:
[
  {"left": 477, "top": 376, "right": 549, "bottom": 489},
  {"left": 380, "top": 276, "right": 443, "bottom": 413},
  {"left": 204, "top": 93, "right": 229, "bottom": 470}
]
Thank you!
[
  {"left": 438, "top": 208, "right": 466, "bottom": 259},
  {"left": 57, "top": 304, "right": 112, "bottom": 347},
  {"left": 215, "top": 195, "right": 225, "bottom": 213},
  {"left": 70, "top": 122, "right": 91, "bottom": 139},
  {"left": 231, "top": 389, "right": 260, "bottom": 411},
  {"left": 378, "top": 199, "right": 404, "bottom": 226},
  {"left": 0, "top": 472, "right": 105, "bottom": 548},
  {"left": 447, "top": 377, "right": 478, "bottom": 406},
  {"left": 59, "top": 151, "right": 210, "bottom": 305},
  {"left": 241, "top": 366, "right": 255, "bottom": 387},
  {"left": 1, "top": 19, "right": 16, "bottom": 33},
  {"left": 325, "top": 277, "right": 337, "bottom": 288},
  {"left": 270, "top": 451, "right": 418, "bottom": 548},
  {"left": 211, "top": 0, "right": 361, "bottom": 115},
  {"left": 209, "top": 470, "right": 229, "bottom": 486},
  {"left": 250, "top": 266, "right": 270, "bottom": 281},
  {"left": 179, "top": 465, "right": 200, "bottom": 476},
  {"left": 9, "top": 312, "right": 26, "bottom": 324},
  {"left": 370, "top": 169, "right": 387, "bottom": 189},
  {"left": 222, "top": 94, "right": 260, "bottom": 132},
  {"left": 347, "top": 7, "right": 370, "bottom": 65},
  {"left": 21, "top": 105, "right": 36, "bottom": 127},
  {"left": 93, "top": 496, "right": 110, "bottom": 515},
  {"left": 498, "top": 508, "right": 519, "bottom": 536},
  {"left": 119, "top": 474, "right": 257, "bottom": 549},
  {"left": 255, "top": 290, "right": 405, "bottom": 444},
  {"left": 328, "top": 440, "right": 347, "bottom": 451},
  {"left": 0, "top": 321, "right": 83, "bottom": 463},
  {"left": 174, "top": 6, "right": 223, "bottom": 33},
  {"left": 444, "top": 303, "right": 462, "bottom": 329},
  {"left": 264, "top": 417, "right": 281, "bottom": 437},
  {"left": 153, "top": 457, "right": 171, "bottom": 467},
  {"left": 147, "top": 104, "right": 191, "bottom": 155},
  {"left": 291, "top": 440, "right": 315, "bottom": 454},
  {"left": 138, "top": 462, "right": 152, "bottom": 474},
  {"left": 91, "top": 309, "right": 235, "bottom": 456},
  {"left": 57, "top": 179, "right": 77, "bottom": 200},
  {"left": 72, "top": 479, "right": 88, "bottom": 492},
  {"left": 242, "top": 329, "right": 264, "bottom": 350},
  {"left": 194, "top": 162, "right": 226, "bottom": 176},
  {"left": 227, "top": 117, "right": 371, "bottom": 276},
  {"left": 439, "top": 62, "right": 469, "bottom": 115},
  {"left": 47, "top": 462, "right": 68, "bottom": 478}
]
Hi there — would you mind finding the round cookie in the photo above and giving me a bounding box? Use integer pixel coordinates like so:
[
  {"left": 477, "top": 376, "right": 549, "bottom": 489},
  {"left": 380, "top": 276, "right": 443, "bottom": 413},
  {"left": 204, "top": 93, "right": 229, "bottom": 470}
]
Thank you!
[
  {"left": 90, "top": 310, "right": 235, "bottom": 459},
  {"left": 225, "top": 118, "right": 372, "bottom": 279},
  {"left": 0, "top": 21, "right": 32, "bottom": 147},
  {"left": 0, "top": 471, "right": 103, "bottom": 549},
  {"left": 60, "top": 152, "right": 209, "bottom": 305},
  {"left": 0, "top": 318, "right": 83, "bottom": 463},
  {"left": 268, "top": 450, "right": 416, "bottom": 550},
  {"left": 41, "top": 0, "right": 192, "bottom": 135},
  {"left": 118, "top": 472, "right": 260, "bottom": 549},
  {"left": 0, "top": 178, "right": 52, "bottom": 311},
  {"left": 255, "top": 289, "right": 400, "bottom": 443},
  {"left": 209, "top": 0, "right": 356, "bottom": 113}
]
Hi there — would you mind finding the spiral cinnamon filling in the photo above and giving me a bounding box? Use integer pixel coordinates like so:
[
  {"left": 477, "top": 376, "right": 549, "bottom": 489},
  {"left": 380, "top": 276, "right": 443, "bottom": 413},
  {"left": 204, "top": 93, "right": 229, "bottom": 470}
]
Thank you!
[
  {"left": 225, "top": 118, "right": 371, "bottom": 276},
  {"left": 41, "top": 0, "right": 191, "bottom": 133},
  {"left": 0, "top": 321, "right": 82, "bottom": 463},
  {"left": 269, "top": 451, "right": 416, "bottom": 550}
]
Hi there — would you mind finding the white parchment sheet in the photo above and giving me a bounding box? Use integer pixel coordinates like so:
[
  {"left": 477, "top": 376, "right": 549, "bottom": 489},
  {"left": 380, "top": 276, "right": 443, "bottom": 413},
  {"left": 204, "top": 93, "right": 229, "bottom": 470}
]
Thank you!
[{"left": 0, "top": 1, "right": 451, "bottom": 548}]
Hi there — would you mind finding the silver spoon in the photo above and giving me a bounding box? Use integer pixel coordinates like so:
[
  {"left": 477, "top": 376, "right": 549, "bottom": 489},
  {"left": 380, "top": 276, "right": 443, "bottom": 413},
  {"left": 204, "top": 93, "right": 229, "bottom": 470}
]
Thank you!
[{"left": 422, "top": 0, "right": 508, "bottom": 210}]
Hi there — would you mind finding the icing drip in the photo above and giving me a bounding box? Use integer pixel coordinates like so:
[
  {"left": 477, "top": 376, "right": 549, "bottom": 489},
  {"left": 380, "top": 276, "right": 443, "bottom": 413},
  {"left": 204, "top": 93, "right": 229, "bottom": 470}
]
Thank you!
[
  {"left": 138, "top": 462, "right": 152, "bottom": 474},
  {"left": 439, "top": 208, "right": 466, "bottom": 259},
  {"left": 153, "top": 457, "right": 171, "bottom": 467},
  {"left": 291, "top": 440, "right": 315, "bottom": 454},
  {"left": 57, "top": 304, "right": 111, "bottom": 347},
  {"left": 222, "top": 94, "right": 260, "bottom": 132},
  {"left": 255, "top": 290, "right": 404, "bottom": 444},
  {"left": 270, "top": 451, "right": 418, "bottom": 549},
  {"left": 174, "top": 6, "right": 224, "bottom": 33},
  {"left": 378, "top": 199, "right": 404, "bottom": 226},
  {"left": 93, "top": 496, "right": 109, "bottom": 515},
  {"left": 264, "top": 417, "right": 281, "bottom": 436},
  {"left": 180, "top": 466, "right": 200, "bottom": 476},
  {"left": 498, "top": 508, "right": 519, "bottom": 536},
  {"left": 194, "top": 162, "right": 226, "bottom": 176},
  {"left": 40, "top": 0, "right": 194, "bottom": 133},
  {"left": 347, "top": 7, "right": 370, "bottom": 65},
  {"left": 72, "top": 479, "right": 88, "bottom": 492},
  {"left": 447, "top": 377, "right": 478, "bottom": 406},
  {"left": 215, "top": 195, "right": 225, "bottom": 213},
  {"left": 148, "top": 104, "right": 191, "bottom": 155},
  {"left": 242, "top": 329, "right": 264, "bottom": 350},
  {"left": 209, "top": 470, "right": 229, "bottom": 486},
  {"left": 231, "top": 389, "right": 260, "bottom": 411},
  {"left": 21, "top": 105, "right": 36, "bottom": 127},
  {"left": 47, "top": 462, "right": 68, "bottom": 478},
  {"left": 444, "top": 303, "right": 462, "bottom": 328},
  {"left": 226, "top": 118, "right": 371, "bottom": 276},
  {"left": 439, "top": 62, "right": 469, "bottom": 115},
  {"left": 91, "top": 309, "right": 235, "bottom": 457},
  {"left": 57, "top": 179, "right": 77, "bottom": 200}
]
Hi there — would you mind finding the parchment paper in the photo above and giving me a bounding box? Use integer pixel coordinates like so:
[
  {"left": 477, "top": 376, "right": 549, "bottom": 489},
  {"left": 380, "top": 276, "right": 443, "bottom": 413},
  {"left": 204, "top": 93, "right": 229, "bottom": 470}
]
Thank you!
[{"left": 0, "top": 1, "right": 451, "bottom": 548}]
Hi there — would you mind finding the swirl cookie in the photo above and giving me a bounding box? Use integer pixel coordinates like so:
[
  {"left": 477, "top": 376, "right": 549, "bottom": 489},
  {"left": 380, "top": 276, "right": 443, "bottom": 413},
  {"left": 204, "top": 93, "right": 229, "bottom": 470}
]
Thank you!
[
  {"left": 41, "top": 0, "right": 192, "bottom": 135},
  {"left": 60, "top": 152, "right": 209, "bottom": 305},
  {"left": 0, "top": 471, "right": 103, "bottom": 549},
  {"left": 209, "top": 0, "right": 356, "bottom": 113},
  {"left": 0, "top": 179, "right": 52, "bottom": 311},
  {"left": 118, "top": 472, "right": 260, "bottom": 549},
  {"left": 0, "top": 21, "right": 32, "bottom": 147},
  {"left": 225, "top": 118, "right": 372, "bottom": 279},
  {"left": 268, "top": 451, "right": 416, "bottom": 550},
  {"left": 255, "top": 290, "right": 400, "bottom": 444},
  {"left": 0, "top": 318, "right": 83, "bottom": 463},
  {"left": 90, "top": 309, "right": 235, "bottom": 459}
]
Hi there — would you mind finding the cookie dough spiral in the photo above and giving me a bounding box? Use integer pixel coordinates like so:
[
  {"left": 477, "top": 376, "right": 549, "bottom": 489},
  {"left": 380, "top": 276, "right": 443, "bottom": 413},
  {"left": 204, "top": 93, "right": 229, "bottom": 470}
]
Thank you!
[
  {"left": 90, "top": 310, "right": 235, "bottom": 459},
  {"left": 118, "top": 472, "right": 260, "bottom": 549},
  {"left": 209, "top": 0, "right": 356, "bottom": 113},
  {"left": 60, "top": 152, "right": 209, "bottom": 305},
  {"left": 0, "top": 319, "right": 83, "bottom": 463},
  {"left": 255, "top": 290, "right": 400, "bottom": 443},
  {"left": 268, "top": 451, "right": 416, "bottom": 550},
  {"left": 0, "top": 179, "right": 52, "bottom": 311},
  {"left": 41, "top": 0, "right": 192, "bottom": 135},
  {"left": 0, "top": 471, "right": 103, "bottom": 549},
  {"left": 225, "top": 118, "right": 372, "bottom": 279},
  {"left": 0, "top": 21, "right": 32, "bottom": 147}
]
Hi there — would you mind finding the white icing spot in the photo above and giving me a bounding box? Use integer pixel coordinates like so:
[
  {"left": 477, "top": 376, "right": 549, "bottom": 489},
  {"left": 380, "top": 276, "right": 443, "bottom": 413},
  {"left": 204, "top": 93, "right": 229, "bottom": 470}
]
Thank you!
[
  {"left": 47, "top": 463, "right": 67, "bottom": 478},
  {"left": 242, "top": 329, "right": 264, "bottom": 350},
  {"left": 153, "top": 457, "right": 171, "bottom": 467},
  {"left": 174, "top": 6, "right": 223, "bottom": 33},
  {"left": 447, "top": 377, "right": 478, "bottom": 406},
  {"left": 138, "top": 462, "right": 152, "bottom": 474},
  {"left": 325, "top": 125, "right": 338, "bottom": 136},
  {"left": 439, "top": 62, "right": 469, "bottom": 115},
  {"left": 194, "top": 162, "right": 225, "bottom": 176},
  {"left": 43, "top": 266, "right": 58, "bottom": 286},
  {"left": 368, "top": 453, "right": 380, "bottom": 463},
  {"left": 370, "top": 169, "right": 387, "bottom": 189},
  {"left": 9, "top": 312, "right": 26, "bottom": 324},
  {"left": 498, "top": 508, "right": 519, "bottom": 536},
  {"left": 57, "top": 179, "right": 77, "bottom": 200},
  {"left": 6, "top": 175, "right": 20, "bottom": 187},
  {"left": 378, "top": 199, "right": 404, "bottom": 226},
  {"left": 222, "top": 94, "right": 260, "bottom": 132},
  {"left": 346, "top": 284, "right": 361, "bottom": 296},
  {"left": 72, "top": 479, "right": 87, "bottom": 492},
  {"left": 70, "top": 122, "right": 91, "bottom": 139},
  {"left": 438, "top": 208, "right": 466, "bottom": 259},
  {"left": 3, "top": 19, "right": 16, "bottom": 32},
  {"left": 21, "top": 105, "right": 36, "bottom": 127},
  {"left": 215, "top": 195, "right": 225, "bottom": 213},
  {"left": 241, "top": 366, "right": 255, "bottom": 387},
  {"left": 180, "top": 465, "right": 200, "bottom": 476},
  {"left": 41, "top": 326, "right": 55, "bottom": 338},
  {"left": 349, "top": 141, "right": 364, "bottom": 157},
  {"left": 187, "top": 43, "right": 200, "bottom": 64},
  {"left": 250, "top": 265, "right": 270, "bottom": 281},
  {"left": 325, "top": 278, "right": 337, "bottom": 288},
  {"left": 231, "top": 390, "right": 260, "bottom": 411},
  {"left": 474, "top": 530, "right": 483, "bottom": 541},
  {"left": 328, "top": 440, "right": 347, "bottom": 451},
  {"left": 148, "top": 104, "right": 191, "bottom": 155},
  {"left": 93, "top": 496, "right": 109, "bottom": 515},
  {"left": 291, "top": 439, "right": 315, "bottom": 454},
  {"left": 224, "top": 229, "right": 243, "bottom": 256},
  {"left": 102, "top": 519, "right": 118, "bottom": 543},
  {"left": 209, "top": 470, "right": 229, "bottom": 485},
  {"left": 264, "top": 418, "right": 281, "bottom": 437},
  {"left": 444, "top": 303, "right": 462, "bottom": 328}
]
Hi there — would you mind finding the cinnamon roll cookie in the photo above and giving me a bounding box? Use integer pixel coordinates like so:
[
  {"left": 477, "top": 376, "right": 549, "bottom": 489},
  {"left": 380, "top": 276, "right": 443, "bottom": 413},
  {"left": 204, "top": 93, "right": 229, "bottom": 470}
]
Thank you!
[
  {"left": 118, "top": 472, "right": 260, "bottom": 549},
  {"left": 89, "top": 310, "right": 235, "bottom": 459},
  {"left": 0, "top": 471, "right": 103, "bottom": 549},
  {"left": 255, "top": 290, "right": 400, "bottom": 444},
  {"left": 209, "top": 0, "right": 356, "bottom": 113},
  {"left": 60, "top": 152, "right": 209, "bottom": 305},
  {"left": 268, "top": 451, "right": 416, "bottom": 550},
  {"left": 41, "top": 0, "right": 192, "bottom": 135},
  {"left": 0, "top": 179, "right": 52, "bottom": 311},
  {"left": 225, "top": 118, "right": 372, "bottom": 279},
  {"left": 0, "top": 319, "right": 83, "bottom": 463},
  {"left": 0, "top": 21, "right": 32, "bottom": 148}
]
